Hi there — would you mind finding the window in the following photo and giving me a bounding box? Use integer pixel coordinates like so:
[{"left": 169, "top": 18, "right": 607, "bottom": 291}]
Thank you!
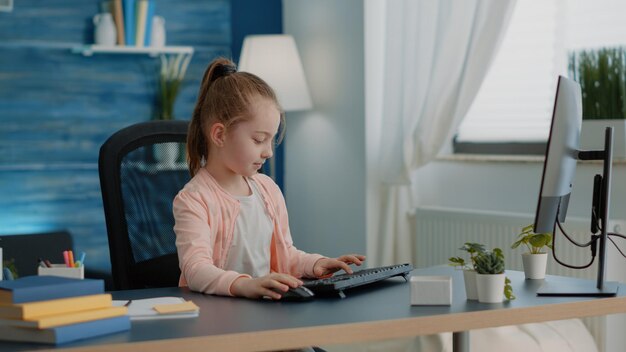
[{"left": 454, "top": 0, "right": 626, "bottom": 153}]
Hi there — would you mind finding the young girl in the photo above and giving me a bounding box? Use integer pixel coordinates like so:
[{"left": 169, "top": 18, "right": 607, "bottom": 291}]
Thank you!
[{"left": 173, "top": 58, "right": 365, "bottom": 300}]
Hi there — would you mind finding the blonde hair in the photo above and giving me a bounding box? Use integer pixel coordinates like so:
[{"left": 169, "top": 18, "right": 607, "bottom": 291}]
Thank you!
[{"left": 187, "top": 57, "right": 285, "bottom": 177}]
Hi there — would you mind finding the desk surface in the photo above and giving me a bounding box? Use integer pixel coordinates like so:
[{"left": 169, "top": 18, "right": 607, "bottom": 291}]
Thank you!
[{"left": 3, "top": 267, "right": 626, "bottom": 352}]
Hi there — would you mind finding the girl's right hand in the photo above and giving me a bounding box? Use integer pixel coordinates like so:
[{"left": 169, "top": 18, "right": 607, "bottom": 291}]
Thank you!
[{"left": 231, "top": 273, "right": 303, "bottom": 300}]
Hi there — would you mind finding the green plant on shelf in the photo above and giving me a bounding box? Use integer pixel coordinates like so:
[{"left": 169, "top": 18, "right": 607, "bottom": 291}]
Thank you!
[{"left": 156, "top": 53, "right": 192, "bottom": 120}]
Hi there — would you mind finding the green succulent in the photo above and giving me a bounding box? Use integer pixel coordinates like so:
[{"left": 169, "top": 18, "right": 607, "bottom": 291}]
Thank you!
[
  {"left": 474, "top": 248, "right": 505, "bottom": 275},
  {"left": 473, "top": 248, "right": 515, "bottom": 300}
]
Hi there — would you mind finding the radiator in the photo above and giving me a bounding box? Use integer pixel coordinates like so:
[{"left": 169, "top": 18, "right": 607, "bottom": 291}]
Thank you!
[{"left": 414, "top": 205, "right": 626, "bottom": 352}]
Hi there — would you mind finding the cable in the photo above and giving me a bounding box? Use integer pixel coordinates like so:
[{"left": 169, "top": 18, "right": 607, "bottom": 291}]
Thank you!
[
  {"left": 608, "top": 236, "right": 626, "bottom": 259},
  {"left": 608, "top": 232, "right": 626, "bottom": 241},
  {"left": 556, "top": 220, "right": 597, "bottom": 247},
  {"left": 552, "top": 220, "right": 597, "bottom": 269}
]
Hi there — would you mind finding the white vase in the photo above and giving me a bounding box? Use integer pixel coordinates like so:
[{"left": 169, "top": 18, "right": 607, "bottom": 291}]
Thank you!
[
  {"left": 522, "top": 253, "right": 548, "bottom": 279},
  {"left": 476, "top": 273, "right": 505, "bottom": 303},
  {"left": 93, "top": 13, "right": 117, "bottom": 46},
  {"left": 150, "top": 16, "right": 166, "bottom": 47},
  {"left": 462, "top": 269, "right": 478, "bottom": 300},
  {"left": 580, "top": 119, "right": 626, "bottom": 158}
]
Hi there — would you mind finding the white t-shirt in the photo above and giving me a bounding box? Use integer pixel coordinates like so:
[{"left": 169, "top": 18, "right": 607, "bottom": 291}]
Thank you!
[{"left": 223, "top": 178, "right": 273, "bottom": 278}]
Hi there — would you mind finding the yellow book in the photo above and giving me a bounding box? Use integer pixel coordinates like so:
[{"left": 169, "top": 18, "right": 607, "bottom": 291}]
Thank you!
[
  {"left": 0, "top": 306, "right": 127, "bottom": 329},
  {"left": 135, "top": 0, "right": 148, "bottom": 47},
  {"left": 0, "top": 294, "right": 112, "bottom": 320}
]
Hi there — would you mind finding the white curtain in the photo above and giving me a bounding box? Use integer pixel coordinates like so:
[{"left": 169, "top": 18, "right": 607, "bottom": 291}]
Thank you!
[{"left": 372, "top": 0, "right": 516, "bottom": 266}]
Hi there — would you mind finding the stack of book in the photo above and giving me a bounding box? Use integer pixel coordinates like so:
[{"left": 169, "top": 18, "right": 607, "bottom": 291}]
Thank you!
[
  {"left": 109, "top": 0, "right": 157, "bottom": 47},
  {"left": 0, "top": 276, "right": 130, "bottom": 345}
]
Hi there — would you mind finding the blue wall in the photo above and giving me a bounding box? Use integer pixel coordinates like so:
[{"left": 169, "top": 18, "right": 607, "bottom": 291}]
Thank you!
[{"left": 0, "top": 0, "right": 281, "bottom": 278}]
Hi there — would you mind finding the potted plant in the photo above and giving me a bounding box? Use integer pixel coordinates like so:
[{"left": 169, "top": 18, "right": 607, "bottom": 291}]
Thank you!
[
  {"left": 448, "top": 242, "right": 485, "bottom": 300},
  {"left": 569, "top": 47, "right": 626, "bottom": 158},
  {"left": 511, "top": 224, "right": 552, "bottom": 279},
  {"left": 153, "top": 53, "right": 192, "bottom": 164},
  {"left": 474, "top": 248, "right": 515, "bottom": 303}
]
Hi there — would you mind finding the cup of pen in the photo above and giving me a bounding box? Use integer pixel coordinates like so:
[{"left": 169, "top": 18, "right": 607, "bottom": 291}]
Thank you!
[{"left": 37, "top": 251, "right": 86, "bottom": 279}]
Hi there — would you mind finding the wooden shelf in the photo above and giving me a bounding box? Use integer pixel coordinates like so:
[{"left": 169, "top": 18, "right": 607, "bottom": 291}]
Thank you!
[{"left": 71, "top": 45, "right": 194, "bottom": 57}]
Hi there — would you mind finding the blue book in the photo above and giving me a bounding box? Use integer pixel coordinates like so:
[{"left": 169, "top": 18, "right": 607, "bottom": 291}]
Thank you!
[
  {"left": 123, "top": 0, "right": 136, "bottom": 45},
  {"left": 144, "top": 0, "right": 155, "bottom": 46},
  {"left": 0, "top": 276, "right": 104, "bottom": 304},
  {"left": 0, "top": 315, "right": 130, "bottom": 345}
]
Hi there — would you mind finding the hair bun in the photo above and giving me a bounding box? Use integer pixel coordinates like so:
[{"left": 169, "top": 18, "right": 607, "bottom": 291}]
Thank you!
[{"left": 213, "top": 63, "right": 237, "bottom": 78}]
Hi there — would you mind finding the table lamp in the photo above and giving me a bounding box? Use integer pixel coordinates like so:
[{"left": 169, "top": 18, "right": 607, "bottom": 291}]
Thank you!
[{"left": 238, "top": 34, "right": 313, "bottom": 181}]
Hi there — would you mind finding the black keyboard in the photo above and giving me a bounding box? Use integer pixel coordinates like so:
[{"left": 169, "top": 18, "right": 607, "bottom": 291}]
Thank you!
[{"left": 303, "top": 263, "right": 413, "bottom": 298}]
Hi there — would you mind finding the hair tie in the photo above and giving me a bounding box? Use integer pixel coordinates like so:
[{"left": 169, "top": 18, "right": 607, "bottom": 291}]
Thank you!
[{"left": 214, "top": 64, "right": 237, "bottom": 78}]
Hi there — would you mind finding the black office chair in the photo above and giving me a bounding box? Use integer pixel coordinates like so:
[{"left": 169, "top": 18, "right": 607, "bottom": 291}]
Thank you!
[{"left": 99, "top": 120, "right": 190, "bottom": 290}]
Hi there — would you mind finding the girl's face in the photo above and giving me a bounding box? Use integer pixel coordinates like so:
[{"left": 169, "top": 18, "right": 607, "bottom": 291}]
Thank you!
[{"left": 221, "top": 97, "right": 281, "bottom": 177}]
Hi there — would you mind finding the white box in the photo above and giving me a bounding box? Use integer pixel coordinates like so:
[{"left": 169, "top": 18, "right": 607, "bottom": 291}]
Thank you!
[
  {"left": 38, "top": 264, "right": 84, "bottom": 279},
  {"left": 410, "top": 275, "right": 452, "bottom": 306}
]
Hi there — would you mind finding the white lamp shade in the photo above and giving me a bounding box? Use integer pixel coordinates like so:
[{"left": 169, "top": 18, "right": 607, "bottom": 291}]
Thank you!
[{"left": 238, "top": 34, "right": 312, "bottom": 111}]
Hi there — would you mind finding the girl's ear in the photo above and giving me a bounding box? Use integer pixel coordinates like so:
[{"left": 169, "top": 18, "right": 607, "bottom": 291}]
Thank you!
[{"left": 209, "top": 123, "right": 226, "bottom": 147}]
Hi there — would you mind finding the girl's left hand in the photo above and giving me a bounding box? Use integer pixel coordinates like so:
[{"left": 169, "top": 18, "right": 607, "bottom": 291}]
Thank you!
[{"left": 313, "top": 254, "right": 366, "bottom": 278}]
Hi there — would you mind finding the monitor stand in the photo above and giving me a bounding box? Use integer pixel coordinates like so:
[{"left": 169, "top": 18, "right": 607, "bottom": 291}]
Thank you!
[
  {"left": 538, "top": 127, "right": 619, "bottom": 297},
  {"left": 537, "top": 280, "right": 619, "bottom": 297}
]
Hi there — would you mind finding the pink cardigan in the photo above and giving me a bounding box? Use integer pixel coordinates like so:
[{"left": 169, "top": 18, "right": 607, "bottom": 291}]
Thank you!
[{"left": 173, "top": 168, "right": 324, "bottom": 296}]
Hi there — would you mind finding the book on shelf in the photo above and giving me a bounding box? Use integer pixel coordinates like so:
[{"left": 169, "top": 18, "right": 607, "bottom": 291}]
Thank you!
[
  {"left": 123, "top": 0, "right": 136, "bottom": 46},
  {"left": 0, "top": 306, "right": 127, "bottom": 329},
  {"left": 112, "top": 296, "right": 199, "bottom": 320},
  {"left": 135, "top": 0, "right": 148, "bottom": 47},
  {"left": 0, "top": 315, "right": 130, "bottom": 345},
  {"left": 112, "top": 0, "right": 126, "bottom": 45},
  {"left": 0, "top": 293, "right": 112, "bottom": 320},
  {"left": 144, "top": 0, "right": 155, "bottom": 46},
  {"left": 0, "top": 276, "right": 104, "bottom": 304},
  {"left": 106, "top": 0, "right": 156, "bottom": 48}
]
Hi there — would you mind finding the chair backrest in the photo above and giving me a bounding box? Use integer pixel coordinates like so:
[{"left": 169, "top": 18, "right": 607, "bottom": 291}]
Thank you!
[{"left": 99, "top": 120, "right": 190, "bottom": 290}]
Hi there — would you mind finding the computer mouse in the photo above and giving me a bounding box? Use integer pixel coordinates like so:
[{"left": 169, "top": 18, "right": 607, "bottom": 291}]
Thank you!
[{"left": 278, "top": 286, "right": 315, "bottom": 302}]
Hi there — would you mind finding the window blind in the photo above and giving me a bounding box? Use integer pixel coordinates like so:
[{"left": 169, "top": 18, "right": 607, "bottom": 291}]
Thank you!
[{"left": 455, "top": 0, "right": 626, "bottom": 144}]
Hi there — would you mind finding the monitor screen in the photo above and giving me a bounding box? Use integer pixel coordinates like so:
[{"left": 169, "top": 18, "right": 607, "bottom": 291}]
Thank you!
[{"left": 534, "top": 76, "right": 582, "bottom": 234}]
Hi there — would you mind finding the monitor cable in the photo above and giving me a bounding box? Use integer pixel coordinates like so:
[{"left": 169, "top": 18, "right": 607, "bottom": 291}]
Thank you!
[
  {"left": 552, "top": 219, "right": 597, "bottom": 269},
  {"left": 593, "top": 218, "right": 626, "bottom": 259}
]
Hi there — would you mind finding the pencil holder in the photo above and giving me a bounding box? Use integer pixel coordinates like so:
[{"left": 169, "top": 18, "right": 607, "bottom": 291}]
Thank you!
[{"left": 38, "top": 264, "right": 84, "bottom": 279}]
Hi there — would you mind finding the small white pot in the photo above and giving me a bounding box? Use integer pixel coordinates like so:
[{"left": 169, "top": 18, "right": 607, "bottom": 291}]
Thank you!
[
  {"left": 522, "top": 252, "right": 548, "bottom": 279},
  {"left": 462, "top": 269, "right": 478, "bottom": 300},
  {"left": 476, "top": 273, "right": 505, "bottom": 303}
]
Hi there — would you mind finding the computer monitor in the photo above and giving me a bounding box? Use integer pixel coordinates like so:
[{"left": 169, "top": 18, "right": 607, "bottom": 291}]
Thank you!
[
  {"left": 534, "top": 76, "right": 581, "bottom": 234},
  {"left": 534, "top": 75, "right": 618, "bottom": 296}
]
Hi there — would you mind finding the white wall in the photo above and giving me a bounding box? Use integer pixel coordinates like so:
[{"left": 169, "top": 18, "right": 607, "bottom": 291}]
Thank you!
[
  {"left": 415, "top": 160, "right": 626, "bottom": 223},
  {"left": 282, "top": 0, "right": 366, "bottom": 257}
]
